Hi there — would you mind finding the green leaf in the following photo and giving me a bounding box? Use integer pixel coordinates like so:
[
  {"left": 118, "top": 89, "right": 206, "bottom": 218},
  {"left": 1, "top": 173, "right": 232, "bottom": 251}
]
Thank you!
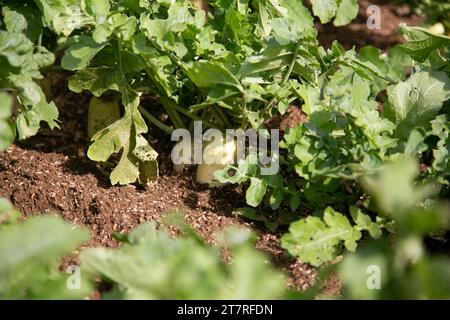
[
  {"left": 0, "top": 30, "right": 58, "bottom": 140},
  {"left": 2, "top": 3, "right": 43, "bottom": 41},
  {"left": 87, "top": 94, "right": 157, "bottom": 185},
  {"left": 339, "top": 241, "right": 389, "bottom": 299},
  {"left": 185, "top": 60, "right": 243, "bottom": 92},
  {"left": 139, "top": 2, "right": 203, "bottom": 58},
  {"left": 0, "top": 215, "right": 90, "bottom": 298},
  {"left": 289, "top": 194, "right": 301, "bottom": 211},
  {"left": 278, "top": 0, "right": 314, "bottom": 33},
  {"left": 404, "top": 128, "right": 428, "bottom": 156},
  {"left": 15, "top": 99, "right": 59, "bottom": 140},
  {"left": 246, "top": 178, "right": 268, "bottom": 207},
  {"left": 240, "top": 41, "right": 294, "bottom": 77},
  {"left": 62, "top": 36, "right": 105, "bottom": 71},
  {"left": 281, "top": 207, "right": 362, "bottom": 266},
  {"left": 362, "top": 158, "right": 435, "bottom": 217},
  {"left": 384, "top": 71, "right": 450, "bottom": 141},
  {"left": 68, "top": 67, "right": 121, "bottom": 96},
  {"left": 400, "top": 25, "right": 450, "bottom": 63},
  {"left": 233, "top": 207, "right": 259, "bottom": 220},
  {"left": 334, "top": 0, "right": 358, "bottom": 27},
  {"left": 430, "top": 115, "right": 449, "bottom": 174},
  {"left": 310, "top": 0, "right": 338, "bottom": 24},
  {"left": 85, "top": 0, "right": 110, "bottom": 17},
  {"left": 270, "top": 189, "right": 284, "bottom": 210},
  {"left": 349, "top": 206, "right": 382, "bottom": 239},
  {"left": 0, "top": 199, "right": 20, "bottom": 226},
  {"left": 67, "top": 38, "right": 157, "bottom": 185},
  {"left": 81, "top": 220, "right": 285, "bottom": 299},
  {"left": 0, "top": 93, "right": 15, "bottom": 151}
]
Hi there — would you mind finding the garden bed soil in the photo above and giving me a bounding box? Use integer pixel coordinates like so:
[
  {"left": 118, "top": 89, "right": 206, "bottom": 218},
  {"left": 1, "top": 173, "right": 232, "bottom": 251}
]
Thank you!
[
  {"left": 317, "top": 0, "right": 424, "bottom": 50},
  {"left": 0, "top": 0, "right": 425, "bottom": 296}
]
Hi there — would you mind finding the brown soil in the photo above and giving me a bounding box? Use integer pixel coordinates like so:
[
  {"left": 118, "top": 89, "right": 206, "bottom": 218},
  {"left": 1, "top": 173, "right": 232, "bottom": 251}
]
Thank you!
[
  {"left": 0, "top": 0, "right": 425, "bottom": 298},
  {"left": 317, "top": 0, "right": 424, "bottom": 50}
]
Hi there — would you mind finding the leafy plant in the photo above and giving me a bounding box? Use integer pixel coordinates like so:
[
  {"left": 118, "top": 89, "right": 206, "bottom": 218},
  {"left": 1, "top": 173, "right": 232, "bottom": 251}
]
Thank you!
[
  {"left": 340, "top": 158, "right": 450, "bottom": 299},
  {"left": 0, "top": 28, "right": 59, "bottom": 139},
  {"left": 397, "top": 0, "right": 450, "bottom": 28},
  {"left": 0, "top": 92, "right": 15, "bottom": 151},
  {"left": 0, "top": 211, "right": 91, "bottom": 299},
  {"left": 215, "top": 41, "right": 396, "bottom": 210},
  {"left": 81, "top": 214, "right": 288, "bottom": 299},
  {"left": 217, "top": 27, "right": 450, "bottom": 268},
  {"left": 384, "top": 70, "right": 450, "bottom": 141},
  {"left": 281, "top": 206, "right": 382, "bottom": 267},
  {"left": 309, "top": 0, "right": 358, "bottom": 26},
  {"left": 1, "top": 1, "right": 449, "bottom": 301},
  {"left": 0, "top": 0, "right": 363, "bottom": 185},
  {"left": 56, "top": 0, "right": 324, "bottom": 185}
]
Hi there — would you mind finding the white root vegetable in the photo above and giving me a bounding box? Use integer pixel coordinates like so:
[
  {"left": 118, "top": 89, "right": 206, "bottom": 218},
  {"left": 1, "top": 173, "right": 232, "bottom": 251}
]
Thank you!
[
  {"left": 196, "top": 137, "right": 236, "bottom": 187},
  {"left": 171, "top": 133, "right": 237, "bottom": 187},
  {"left": 427, "top": 23, "right": 445, "bottom": 35}
]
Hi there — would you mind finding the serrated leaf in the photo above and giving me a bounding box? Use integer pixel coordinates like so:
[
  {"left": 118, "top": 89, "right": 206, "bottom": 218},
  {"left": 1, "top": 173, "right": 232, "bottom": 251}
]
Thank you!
[
  {"left": 87, "top": 94, "right": 155, "bottom": 185},
  {"left": 385, "top": 71, "right": 450, "bottom": 141},
  {"left": 0, "top": 215, "right": 89, "bottom": 298},
  {"left": 16, "top": 99, "right": 59, "bottom": 139},
  {"left": 2, "top": 4, "right": 43, "bottom": 41},
  {"left": 281, "top": 207, "right": 362, "bottom": 266},
  {"left": 140, "top": 2, "right": 202, "bottom": 58},
  {"left": 66, "top": 38, "right": 157, "bottom": 185},
  {"left": 81, "top": 220, "right": 285, "bottom": 299},
  {"left": 69, "top": 67, "right": 121, "bottom": 96},
  {"left": 324, "top": 207, "right": 361, "bottom": 251},
  {"left": 0, "top": 30, "right": 58, "bottom": 140},
  {"left": 62, "top": 36, "right": 105, "bottom": 71},
  {"left": 349, "top": 206, "right": 382, "bottom": 239}
]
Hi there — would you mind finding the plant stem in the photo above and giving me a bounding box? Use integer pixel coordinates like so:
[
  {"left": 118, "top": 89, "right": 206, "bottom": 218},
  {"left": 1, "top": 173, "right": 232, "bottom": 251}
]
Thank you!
[
  {"left": 160, "top": 96, "right": 186, "bottom": 129},
  {"left": 213, "top": 105, "right": 232, "bottom": 128},
  {"left": 168, "top": 100, "right": 217, "bottom": 128},
  {"left": 241, "top": 93, "right": 248, "bottom": 129},
  {"left": 138, "top": 106, "right": 174, "bottom": 135},
  {"left": 264, "top": 41, "right": 301, "bottom": 114}
]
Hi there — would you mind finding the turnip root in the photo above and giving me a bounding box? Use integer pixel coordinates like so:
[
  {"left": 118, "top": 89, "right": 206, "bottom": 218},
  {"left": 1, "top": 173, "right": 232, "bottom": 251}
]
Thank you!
[
  {"left": 427, "top": 23, "right": 445, "bottom": 35},
  {"left": 172, "top": 133, "right": 237, "bottom": 186},
  {"left": 196, "top": 137, "right": 236, "bottom": 187}
]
